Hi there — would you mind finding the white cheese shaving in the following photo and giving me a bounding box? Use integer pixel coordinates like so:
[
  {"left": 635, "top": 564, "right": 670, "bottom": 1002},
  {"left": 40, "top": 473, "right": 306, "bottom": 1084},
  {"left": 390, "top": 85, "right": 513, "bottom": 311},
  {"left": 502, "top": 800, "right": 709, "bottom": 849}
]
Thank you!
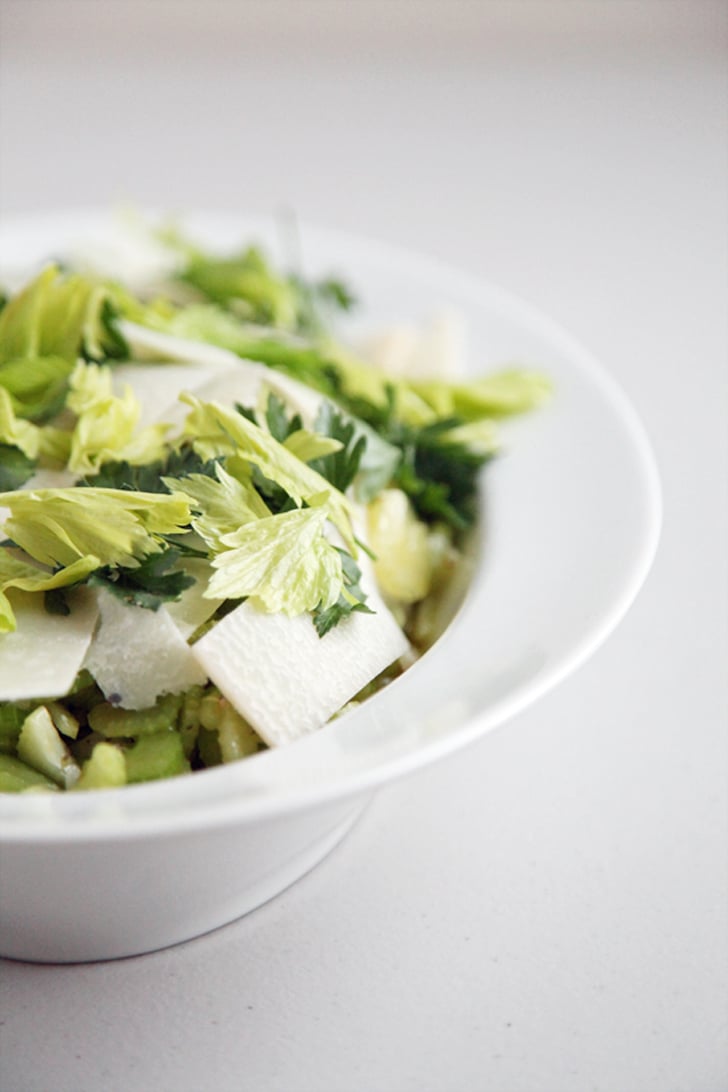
[
  {"left": 84, "top": 587, "right": 207, "bottom": 710},
  {"left": 111, "top": 363, "right": 220, "bottom": 428},
  {"left": 119, "top": 321, "right": 241, "bottom": 369},
  {"left": 0, "top": 588, "right": 98, "bottom": 701},
  {"left": 358, "top": 309, "right": 466, "bottom": 379},
  {"left": 191, "top": 583, "right": 409, "bottom": 747}
]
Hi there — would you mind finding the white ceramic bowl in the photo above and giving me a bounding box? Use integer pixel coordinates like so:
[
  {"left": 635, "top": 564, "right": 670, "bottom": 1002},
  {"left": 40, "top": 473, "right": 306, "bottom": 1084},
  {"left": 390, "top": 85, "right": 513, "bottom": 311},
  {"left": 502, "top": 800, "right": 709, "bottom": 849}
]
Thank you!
[{"left": 0, "top": 212, "right": 661, "bottom": 962}]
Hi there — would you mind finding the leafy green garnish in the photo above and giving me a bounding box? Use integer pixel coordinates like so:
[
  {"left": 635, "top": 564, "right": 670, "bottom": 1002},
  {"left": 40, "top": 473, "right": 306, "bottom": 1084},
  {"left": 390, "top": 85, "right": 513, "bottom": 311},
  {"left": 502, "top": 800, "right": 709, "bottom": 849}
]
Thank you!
[
  {"left": 261, "top": 390, "right": 303, "bottom": 443},
  {"left": 0, "top": 386, "right": 40, "bottom": 485},
  {"left": 157, "top": 225, "right": 356, "bottom": 335},
  {"left": 312, "top": 548, "right": 372, "bottom": 638},
  {"left": 65, "top": 361, "right": 170, "bottom": 476},
  {"left": 0, "top": 354, "right": 73, "bottom": 423},
  {"left": 82, "top": 447, "right": 218, "bottom": 492},
  {"left": 88, "top": 547, "right": 196, "bottom": 611},
  {"left": 0, "top": 487, "right": 192, "bottom": 569},
  {"left": 0, "top": 444, "right": 36, "bottom": 491},
  {"left": 392, "top": 418, "right": 493, "bottom": 530},
  {"left": 308, "top": 402, "right": 367, "bottom": 494},
  {"left": 0, "top": 551, "right": 99, "bottom": 633},
  {"left": 206, "top": 503, "right": 343, "bottom": 615},
  {"left": 239, "top": 391, "right": 342, "bottom": 468},
  {"left": 0, "top": 266, "right": 122, "bottom": 421},
  {"left": 167, "top": 463, "right": 271, "bottom": 551},
  {"left": 179, "top": 245, "right": 301, "bottom": 329},
  {"left": 180, "top": 394, "right": 356, "bottom": 552}
]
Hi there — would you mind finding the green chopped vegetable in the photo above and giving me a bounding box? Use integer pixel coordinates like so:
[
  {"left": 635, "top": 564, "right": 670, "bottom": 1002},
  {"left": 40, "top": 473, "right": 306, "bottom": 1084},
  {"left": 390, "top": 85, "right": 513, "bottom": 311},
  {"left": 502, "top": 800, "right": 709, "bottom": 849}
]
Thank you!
[
  {"left": 0, "top": 753, "right": 60, "bottom": 793},
  {"left": 74, "top": 741, "right": 127, "bottom": 790},
  {"left": 0, "top": 387, "right": 40, "bottom": 459},
  {"left": 88, "top": 691, "right": 183, "bottom": 738},
  {"left": 65, "top": 360, "right": 170, "bottom": 475},
  {"left": 206, "top": 502, "right": 345, "bottom": 615},
  {"left": 180, "top": 393, "right": 356, "bottom": 552},
  {"left": 125, "top": 731, "right": 190, "bottom": 783},
  {"left": 0, "top": 265, "right": 122, "bottom": 420},
  {"left": 16, "top": 705, "right": 80, "bottom": 788},
  {"left": 0, "top": 487, "right": 192, "bottom": 569}
]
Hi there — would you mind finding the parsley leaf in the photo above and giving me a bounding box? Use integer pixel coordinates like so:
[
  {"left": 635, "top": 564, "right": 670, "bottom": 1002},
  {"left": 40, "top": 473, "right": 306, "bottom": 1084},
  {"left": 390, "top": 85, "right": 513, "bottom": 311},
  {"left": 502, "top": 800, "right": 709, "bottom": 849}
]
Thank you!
[
  {"left": 392, "top": 419, "right": 491, "bottom": 530},
  {"left": 312, "top": 547, "right": 373, "bottom": 638},
  {"left": 262, "top": 392, "right": 303, "bottom": 443},
  {"left": 88, "top": 547, "right": 196, "bottom": 611},
  {"left": 81, "top": 447, "right": 219, "bottom": 492},
  {"left": 309, "top": 403, "right": 367, "bottom": 493},
  {"left": 0, "top": 444, "right": 36, "bottom": 491}
]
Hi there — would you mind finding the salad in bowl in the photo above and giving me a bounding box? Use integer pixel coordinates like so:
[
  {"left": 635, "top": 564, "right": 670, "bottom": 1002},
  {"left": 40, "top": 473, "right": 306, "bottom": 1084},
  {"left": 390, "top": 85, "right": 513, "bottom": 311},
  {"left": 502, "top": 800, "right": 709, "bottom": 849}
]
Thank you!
[{"left": 0, "top": 214, "right": 548, "bottom": 796}]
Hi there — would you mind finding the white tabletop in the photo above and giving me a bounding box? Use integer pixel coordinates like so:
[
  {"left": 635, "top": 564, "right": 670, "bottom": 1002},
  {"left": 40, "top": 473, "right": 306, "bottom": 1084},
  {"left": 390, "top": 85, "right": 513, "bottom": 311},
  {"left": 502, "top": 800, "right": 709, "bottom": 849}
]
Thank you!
[{"left": 1, "top": 3, "right": 726, "bottom": 1090}]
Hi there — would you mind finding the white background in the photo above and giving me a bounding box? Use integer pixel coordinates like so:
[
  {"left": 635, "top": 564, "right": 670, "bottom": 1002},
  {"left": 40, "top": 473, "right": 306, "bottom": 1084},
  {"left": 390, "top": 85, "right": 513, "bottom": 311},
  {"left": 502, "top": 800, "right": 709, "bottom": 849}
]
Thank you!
[{"left": 0, "top": 3, "right": 726, "bottom": 1090}]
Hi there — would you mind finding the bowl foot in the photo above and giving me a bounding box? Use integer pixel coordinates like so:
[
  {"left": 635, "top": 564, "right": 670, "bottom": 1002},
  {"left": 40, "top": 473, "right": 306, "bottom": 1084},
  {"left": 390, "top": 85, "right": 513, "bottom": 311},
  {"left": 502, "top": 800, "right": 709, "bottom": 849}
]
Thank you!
[{"left": 0, "top": 794, "right": 370, "bottom": 964}]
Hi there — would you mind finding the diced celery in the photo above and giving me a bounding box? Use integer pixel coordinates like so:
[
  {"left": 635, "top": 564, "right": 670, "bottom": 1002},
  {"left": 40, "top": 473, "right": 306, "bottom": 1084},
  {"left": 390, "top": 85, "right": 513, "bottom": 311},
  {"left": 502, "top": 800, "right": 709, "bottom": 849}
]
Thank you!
[
  {"left": 16, "top": 706, "right": 81, "bottom": 788},
  {"left": 196, "top": 725, "right": 222, "bottom": 768},
  {"left": 177, "top": 685, "right": 204, "bottom": 759},
  {"left": 0, "top": 753, "right": 59, "bottom": 792},
  {"left": 88, "top": 691, "right": 183, "bottom": 738},
  {"left": 0, "top": 703, "right": 27, "bottom": 754},
  {"left": 47, "top": 700, "right": 80, "bottom": 740},
  {"left": 74, "top": 741, "right": 127, "bottom": 790},
  {"left": 216, "top": 705, "right": 262, "bottom": 763},
  {"left": 197, "top": 688, "right": 262, "bottom": 764},
  {"left": 125, "top": 731, "right": 190, "bottom": 783},
  {"left": 367, "top": 488, "right": 434, "bottom": 604}
]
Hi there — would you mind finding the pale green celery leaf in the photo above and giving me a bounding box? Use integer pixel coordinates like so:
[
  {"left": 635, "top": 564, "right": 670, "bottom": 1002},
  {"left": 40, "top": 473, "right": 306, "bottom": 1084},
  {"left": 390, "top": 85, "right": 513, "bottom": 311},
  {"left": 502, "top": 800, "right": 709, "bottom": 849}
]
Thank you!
[
  {"left": 66, "top": 361, "right": 170, "bottom": 475},
  {"left": 180, "top": 246, "right": 300, "bottom": 329},
  {"left": 283, "top": 430, "right": 343, "bottom": 464},
  {"left": 180, "top": 394, "right": 356, "bottom": 552},
  {"left": 66, "top": 360, "right": 115, "bottom": 415},
  {"left": 0, "top": 266, "right": 56, "bottom": 361},
  {"left": 158, "top": 302, "right": 261, "bottom": 352},
  {"left": 206, "top": 505, "right": 343, "bottom": 615},
  {"left": 411, "top": 369, "right": 552, "bottom": 420},
  {"left": 0, "top": 265, "right": 108, "bottom": 364},
  {"left": 38, "top": 426, "right": 73, "bottom": 468},
  {"left": 0, "top": 550, "right": 99, "bottom": 633},
  {"left": 0, "top": 387, "right": 40, "bottom": 458},
  {"left": 108, "top": 282, "right": 176, "bottom": 327},
  {"left": 0, "top": 355, "right": 74, "bottom": 421},
  {"left": 0, "top": 488, "right": 191, "bottom": 569},
  {"left": 165, "top": 463, "right": 271, "bottom": 551},
  {"left": 0, "top": 266, "right": 119, "bottom": 423}
]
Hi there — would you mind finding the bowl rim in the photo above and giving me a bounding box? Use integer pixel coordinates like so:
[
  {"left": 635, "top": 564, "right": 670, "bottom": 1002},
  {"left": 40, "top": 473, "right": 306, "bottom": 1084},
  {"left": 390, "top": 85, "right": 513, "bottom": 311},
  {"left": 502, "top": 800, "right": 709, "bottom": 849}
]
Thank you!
[{"left": 0, "top": 208, "right": 662, "bottom": 842}]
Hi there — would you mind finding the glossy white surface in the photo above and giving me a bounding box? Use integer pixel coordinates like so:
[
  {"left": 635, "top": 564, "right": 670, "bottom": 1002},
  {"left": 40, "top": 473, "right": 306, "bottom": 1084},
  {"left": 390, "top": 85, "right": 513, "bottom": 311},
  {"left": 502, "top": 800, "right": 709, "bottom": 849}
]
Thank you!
[{"left": 0, "top": 1, "right": 725, "bottom": 1088}]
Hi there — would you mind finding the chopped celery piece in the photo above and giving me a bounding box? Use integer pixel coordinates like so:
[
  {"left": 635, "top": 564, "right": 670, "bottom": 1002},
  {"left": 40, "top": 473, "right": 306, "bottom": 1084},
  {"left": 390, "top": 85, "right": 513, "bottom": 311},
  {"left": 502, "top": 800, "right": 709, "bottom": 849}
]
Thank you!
[
  {"left": 47, "top": 700, "right": 81, "bottom": 740},
  {"left": 0, "top": 703, "right": 27, "bottom": 754},
  {"left": 125, "top": 731, "right": 190, "bottom": 783},
  {"left": 74, "top": 741, "right": 127, "bottom": 790},
  {"left": 0, "top": 753, "right": 59, "bottom": 792},
  {"left": 16, "top": 705, "right": 81, "bottom": 788},
  {"left": 88, "top": 692, "right": 183, "bottom": 738},
  {"left": 196, "top": 725, "right": 222, "bottom": 768},
  {"left": 198, "top": 689, "right": 262, "bottom": 763},
  {"left": 367, "top": 488, "right": 434, "bottom": 604},
  {"left": 177, "top": 685, "right": 204, "bottom": 759}
]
